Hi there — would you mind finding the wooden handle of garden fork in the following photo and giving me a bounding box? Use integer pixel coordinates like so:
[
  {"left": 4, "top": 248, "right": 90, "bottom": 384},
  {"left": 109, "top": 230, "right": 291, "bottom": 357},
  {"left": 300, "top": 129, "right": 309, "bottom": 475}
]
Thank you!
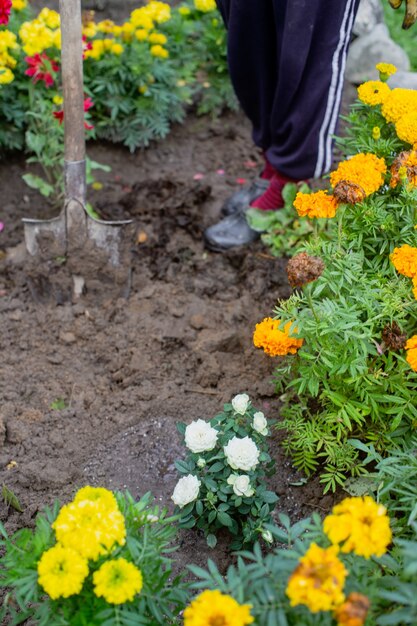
[{"left": 59, "top": 0, "right": 86, "bottom": 202}]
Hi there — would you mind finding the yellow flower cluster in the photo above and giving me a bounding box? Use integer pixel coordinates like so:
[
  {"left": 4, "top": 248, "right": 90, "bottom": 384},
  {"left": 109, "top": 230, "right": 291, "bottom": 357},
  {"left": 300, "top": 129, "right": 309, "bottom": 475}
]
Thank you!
[
  {"left": 0, "top": 30, "right": 18, "bottom": 82},
  {"left": 405, "top": 335, "right": 417, "bottom": 371},
  {"left": 52, "top": 486, "right": 126, "bottom": 560},
  {"left": 84, "top": 38, "right": 124, "bottom": 59},
  {"left": 93, "top": 558, "right": 143, "bottom": 604},
  {"left": 357, "top": 80, "right": 390, "bottom": 106},
  {"left": 38, "top": 544, "right": 89, "bottom": 600},
  {"left": 253, "top": 317, "right": 303, "bottom": 357},
  {"left": 294, "top": 189, "right": 339, "bottom": 218},
  {"left": 19, "top": 10, "right": 61, "bottom": 55},
  {"left": 395, "top": 111, "right": 417, "bottom": 147},
  {"left": 382, "top": 88, "right": 417, "bottom": 124},
  {"left": 184, "top": 590, "right": 254, "bottom": 626},
  {"left": 323, "top": 496, "right": 392, "bottom": 558},
  {"left": 286, "top": 543, "right": 347, "bottom": 612},
  {"left": 194, "top": 0, "right": 217, "bottom": 11},
  {"left": 37, "top": 487, "right": 144, "bottom": 604},
  {"left": 150, "top": 43, "right": 169, "bottom": 58},
  {"left": 330, "top": 153, "right": 387, "bottom": 197},
  {"left": 390, "top": 244, "right": 417, "bottom": 278}
]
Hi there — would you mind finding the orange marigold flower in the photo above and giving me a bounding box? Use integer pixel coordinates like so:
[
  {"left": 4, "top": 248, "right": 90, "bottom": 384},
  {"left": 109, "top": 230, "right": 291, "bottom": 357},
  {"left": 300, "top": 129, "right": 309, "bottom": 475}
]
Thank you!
[
  {"left": 390, "top": 150, "right": 417, "bottom": 188},
  {"left": 382, "top": 88, "right": 417, "bottom": 124},
  {"left": 334, "top": 592, "right": 370, "bottom": 626},
  {"left": 357, "top": 80, "right": 390, "bottom": 106},
  {"left": 413, "top": 276, "right": 417, "bottom": 300},
  {"left": 253, "top": 317, "right": 303, "bottom": 357},
  {"left": 330, "top": 153, "right": 386, "bottom": 197},
  {"left": 390, "top": 244, "right": 417, "bottom": 278},
  {"left": 405, "top": 334, "right": 417, "bottom": 372},
  {"left": 395, "top": 111, "right": 417, "bottom": 147},
  {"left": 293, "top": 190, "right": 338, "bottom": 219},
  {"left": 286, "top": 543, "right": 347, "bottom": 613},
  {"left": 405, "top": 334, "right": 417, "bottom": 351}
]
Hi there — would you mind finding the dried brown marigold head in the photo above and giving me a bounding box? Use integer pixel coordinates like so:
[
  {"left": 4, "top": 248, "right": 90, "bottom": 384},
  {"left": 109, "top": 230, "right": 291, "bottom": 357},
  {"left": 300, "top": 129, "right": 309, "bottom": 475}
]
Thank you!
[
  {"left": 382, "top": 321, "right": 407, "bottom": 351},
  {"left": 390, "top": 150, "right": 417, "bottom": 188},
  {"left": 286, "top": 252, "right": 325, "bottom": 288},
  {"left": 334, "top": 592, "right": 370, "bottom": 626},
  {"left": 333, "top": 180, "right": 366, "bottom": 204}
]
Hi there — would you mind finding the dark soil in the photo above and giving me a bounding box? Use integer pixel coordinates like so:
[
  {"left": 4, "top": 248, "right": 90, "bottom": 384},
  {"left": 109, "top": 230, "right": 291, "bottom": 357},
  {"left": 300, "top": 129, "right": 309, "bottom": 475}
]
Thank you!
[{"left": 0, "top": 0, "right": 357, "bottom": 580}]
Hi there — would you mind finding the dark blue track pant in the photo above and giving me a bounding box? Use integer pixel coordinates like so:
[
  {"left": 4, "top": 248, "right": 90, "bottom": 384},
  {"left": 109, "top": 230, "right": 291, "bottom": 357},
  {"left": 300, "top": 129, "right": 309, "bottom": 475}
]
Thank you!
[{"left": 216, "top": 0, "right": 360, "bottom": 180}]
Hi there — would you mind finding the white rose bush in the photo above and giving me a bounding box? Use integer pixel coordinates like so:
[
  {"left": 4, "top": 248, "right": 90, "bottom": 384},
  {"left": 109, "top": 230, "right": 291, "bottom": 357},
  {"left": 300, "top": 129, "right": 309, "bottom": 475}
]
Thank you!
[{"left": 172, "top": 394, "right": 278, "bottom": 549}]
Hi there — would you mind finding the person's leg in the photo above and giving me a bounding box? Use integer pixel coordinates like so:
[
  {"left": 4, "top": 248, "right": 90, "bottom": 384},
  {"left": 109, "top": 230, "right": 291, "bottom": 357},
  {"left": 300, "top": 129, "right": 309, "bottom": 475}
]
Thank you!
[{"left": 266, "top": 0, "right": 361, "bottom": 180}]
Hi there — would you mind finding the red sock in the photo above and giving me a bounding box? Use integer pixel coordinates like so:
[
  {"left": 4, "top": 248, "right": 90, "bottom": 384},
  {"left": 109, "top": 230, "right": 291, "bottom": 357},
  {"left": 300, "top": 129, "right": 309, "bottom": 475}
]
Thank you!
[{"left": 251, "top": 171, "right": 295, "bottom": 211}]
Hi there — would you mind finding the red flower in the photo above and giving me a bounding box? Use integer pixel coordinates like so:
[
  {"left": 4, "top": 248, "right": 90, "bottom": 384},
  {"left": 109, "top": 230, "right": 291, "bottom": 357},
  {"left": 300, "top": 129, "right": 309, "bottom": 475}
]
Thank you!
[
  {"left": 0, "top": 0, "right": 12, "bottom": 25},
  {"left": 53, "top": 97, "right": 94, "bottom": 130},
  {"left": 82, "top": 35, "right": 93, "bottom": 59},
  {"left": 25, "top": 53, "right": 59, "bottom": 88}
]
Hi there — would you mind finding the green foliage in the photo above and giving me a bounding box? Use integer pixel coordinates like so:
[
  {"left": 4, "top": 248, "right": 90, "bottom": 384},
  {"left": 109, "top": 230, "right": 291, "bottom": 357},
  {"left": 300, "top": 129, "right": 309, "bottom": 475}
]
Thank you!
[
  {"left": 383, "top": 3, "right": 417, "bottom": 71},
  {"left": 173, "top": 395, "right": 277, "bottom": 549},
  {"left": 0, "top": 491, "right": 190, "bottom": 625}
]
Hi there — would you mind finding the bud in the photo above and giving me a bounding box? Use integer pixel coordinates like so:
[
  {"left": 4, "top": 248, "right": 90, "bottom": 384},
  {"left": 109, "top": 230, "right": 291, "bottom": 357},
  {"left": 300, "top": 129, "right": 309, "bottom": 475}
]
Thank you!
[
  {"left": 372, "top": 126, "right": 381, "bottom": 140},
  {"left": 333, "top": 180, "right": 366, "bottom": 204},
  {"left": 382, "top": 321, "right": 407, "bottom": 351},
  {"left": 197, "top": 457, "right": 206, "bottom": 468},
  {"left": 286, "top": 252, "right": 325, "bottom": 288},
  {"left": 261, "top": 529, "right": 273, "bottom": 543}
]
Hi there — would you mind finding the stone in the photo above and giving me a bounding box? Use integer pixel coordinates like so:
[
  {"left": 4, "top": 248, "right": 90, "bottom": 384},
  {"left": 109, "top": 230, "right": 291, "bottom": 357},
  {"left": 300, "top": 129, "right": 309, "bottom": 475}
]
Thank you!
[
  {"left": 388, "top": 70, "right": 417, "bottom": 90},
  {"left": 6, "top": 418, "right": 30, "bottom": 444},
  {"left": 59, "top": 331, "right": 77, "bottom": 344},
  {"left": 353, "top": 0, "right": 384, "bottom": 37},
  {"left": 346, "top": 24, "right": 410, "bottom": 84},
  {"left": 189, "top": 314, "right": 206, "bottom": 330}
]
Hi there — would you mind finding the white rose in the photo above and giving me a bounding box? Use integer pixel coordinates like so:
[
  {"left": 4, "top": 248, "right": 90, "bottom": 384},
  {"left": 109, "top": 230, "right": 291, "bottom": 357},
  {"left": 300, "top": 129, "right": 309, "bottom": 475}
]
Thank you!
[
  {"left": 253, "top": 411, "right": 268, "bottom": 436},
  {"left": 231, "top": 393, "right": 250, "bottom": 415},
  {"left": 171, "top": 475, "right": 201, "bottom": 508},
  {"left": 185, "top": 419, "right": 218, "bottom": 453},
  {"left": 227, "top": 474, "right": 255, "bottom": 497},
  {"left": 224, "top": 436, "right": 260, "bottom": 471}
]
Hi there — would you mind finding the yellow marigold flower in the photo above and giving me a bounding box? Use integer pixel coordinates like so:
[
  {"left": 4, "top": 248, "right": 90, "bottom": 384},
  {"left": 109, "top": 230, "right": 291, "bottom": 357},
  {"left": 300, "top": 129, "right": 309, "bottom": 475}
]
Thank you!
[
  {"left": 97, "top": 19, "right": 116, "bottom": 33},
  {"left": 130, "top": 9, "right": 154, "bottom": 30},
  {"left": 0, "top": 31, "right": 18, "bottom": 51},
  {"left": 376, "top": 62, "right": 397, "bottom": 81},
  {"left": 413, "top": 276, "right": 417, "bottom": 300},
  {"left": 286, "top": 543, "right": 347, "bottom": 613},
  {"left": 390, "top": 244, "right": 417, "bottom": 278},
  {"left": 112, "top": 25, "right": 123, "bottom": 37},
  {"left": 0, "top": 67, "right": 14, "bottom": 84},
  {"left": 82, "top": 22, "right": 97, "bottom": 39},
  {"left": 12, "top": 0, "right": 27, "bottom": 10},
  {"left": 93, "top": 558, "right": 143, "bottom": 604},
  {"left": 184, "top": 590, "right": 254, "bottom": 626},
  {"left": 111, "top": 43, "right": 124, "bottom": 55},
  {"left": 334, "top": 592, "right": 370, "bottom": 626},
  {"left": 0, "top": 52, "right": 16, "bottom": 69},
  {"left": 37, "top": 544, "right": 89, "bottom": 600},
  {"left": 179, "top": 6, "right": 191, "bottom": 15},
  {"left": 146, "top": 1, "right": 171, "bottom": 23},
  {"left": 194, "top": 0, "right": 217, "bottom": 11},
  {"left": 382, "top": 88, "right": 417, "bottom": 124},
  {"left": 323, "top": 496, "right": 392, "bottom": 558},
  {"left": 357, "top": 80, "right": 390, "bottom": 106},
  {"left": 253, "top": 317, "right": 303, "bottom": 357},
  {"left": 52, "top": 28, "right": 61, "bottom": 49},
  {"left": 84, "top": 39, "right": 104, "bottom": 60},
  {"left": 53, "top": 499, "right": 126, "bottom": 560},
  {"left": 395, "top": 111, "right": 417, "bottom": 147},
  {"left": 19, "top": 20, "right": 54, "bottom": 55},
  {"left": 148, "top": 32, "right": 167, "bottom": 44},
  {"left": 294, "top": 189, "right": 339, "bottom": 219},
  {"left": 73, "top": 486, "right": 119, "bottom": 510},
  {"left": 135, "top": 29, "right": 149, "bottom": 41},
  {"left": 53, "top": 94, "right": 63, "bottom": 105},
  {"left": 150, "top": 44, "right": 169, "bottom": 58},
  {"left": 102, "top": 37, "right": 114, "bottom": 51},
  {"left": 406, "top": 335, "right": 417, "bottom": 371},
  {"left": 330, "top": 153, "right": 386, "bottom": 197},
  {"left": 38, "top": 8, "right": 60, "bottom": 29}
]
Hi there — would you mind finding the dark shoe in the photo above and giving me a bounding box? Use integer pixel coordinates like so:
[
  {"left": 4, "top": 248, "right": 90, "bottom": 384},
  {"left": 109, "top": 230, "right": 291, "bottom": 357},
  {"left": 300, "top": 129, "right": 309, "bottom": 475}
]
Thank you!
[
  {"left": 221, "top": 177, "right": 270, "bottom": 217},
  {"left": 204, "top": 210, "right": 260, "bottom": 252}
]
